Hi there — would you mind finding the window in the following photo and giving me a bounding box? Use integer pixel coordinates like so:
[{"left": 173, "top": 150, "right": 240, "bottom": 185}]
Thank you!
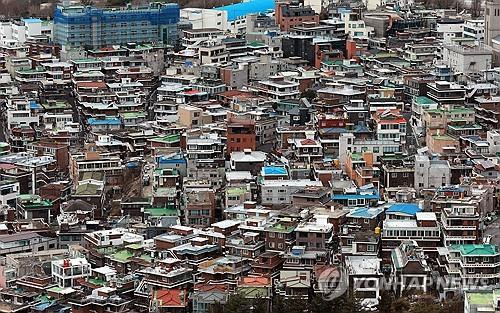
[{"left": 367, "top": 245, "right": 375, "bottom": 252}]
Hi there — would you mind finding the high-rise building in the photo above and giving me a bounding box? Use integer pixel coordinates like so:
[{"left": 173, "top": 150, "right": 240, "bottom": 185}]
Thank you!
[
  {"left": 485, "top": 0, "right": 500, "bottom": 46},
  {"left": 53, "top": 2, "right": 180, "bottom": 49}
]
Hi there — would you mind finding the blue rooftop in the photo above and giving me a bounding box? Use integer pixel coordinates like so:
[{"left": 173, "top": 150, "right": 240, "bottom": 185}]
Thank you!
[
  {"left": 23, "top": 18, "right": 42, "bottom": 24},
  {"left": 332, "top": 192, "right": 379, "bottom": 200},
  {"left": 347, "top": 207, "right": 383, "bottom": 219},
  {"left": 438, "top": 186, "right": 465, "bottom": 193},
  {"left": 29, "top": 101, "right": 42, "bottom": 110},
  {"left": 262, "top": 166, "right": 287, "bottom": 176},
  {"left": 216, "top": 0, "right": 275, "bottom": 21},
  {"left": 158, "top": 157, "right": 186, "bottom": 164},
  {"left": 88, "top": 117, "right": 121, "bottom": 126},
  {"left": 386, "top": 203, "right": 421, "bottom": 216}
]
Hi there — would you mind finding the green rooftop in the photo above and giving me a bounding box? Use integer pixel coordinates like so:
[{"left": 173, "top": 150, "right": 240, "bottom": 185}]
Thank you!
[
  {"left": 111, "top": 250, "right": 134, "bottom": 262},
  {"left": 126, "top": 243, "right": 143, "bottom": 250},
  {"left": 122, "top": 111, "right": 146, "bottom": 119},
  {"left": 322, "top": 60, "right": 342, "bottom": 66},
  {"left": 350, "top": 152, "right": 364, "bottom": 161},
  {"left": 267, "top": 223, "right": 296, "bottom": 233},
  {"left": 425, "top": 107, "right": 474, "bottom": 114},
  {"left": 247, "top": 41, "right": 266, "bottom": 48},
  {"left": 467, "top": 289, "right": 500, "bottom": 306},
  {"left": 139, "top": 254, "right": 152, "bottom": 262},
  {"left": 144, "top": 207, "right": 178, "bottom": 217},
  {"left": 227, "top": 187, "right": 247, "bottom": 196},
  {"left": 88, "top": 278, "right": 106, "bottom": 286},
  {"left": 154, "top": 187, "right": 177, "bottom": 197},
  {"left": 452, "top": 244, "right": 499, "bottom": 256},
  {"left": 432, "top": 134, "right": 455, "bottom": 141},
  {"left": 47, "top": 286, "right": 64, "bottom": 293},
  {"left": 72, "top": 58, "right": 100, "bottom": 63},
  {"left": 414, "top": 96, "right": 436, "bottom": 105},
  {"left": 17, "top": 194, "right": 52, "bottom": 208},
  {"left": 151, "top": 134, "right": 180, "bottom": 143},
  {"left": 16, "top": 67, "right": 46, "bottom": 74},
  {"left": 75, "top": 183, "right": 102, "bottom": 196},
  {"left": 41, "top": 101, "right": 71, "bottom": 110}
]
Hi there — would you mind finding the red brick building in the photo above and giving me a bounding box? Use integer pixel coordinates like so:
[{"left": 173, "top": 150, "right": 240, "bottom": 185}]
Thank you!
[
  {"left": 226, "top": 115, "right": 256, "bottom": 156},
  {"left": 275, "top": 2, "right": 319, "bottom": 32}
]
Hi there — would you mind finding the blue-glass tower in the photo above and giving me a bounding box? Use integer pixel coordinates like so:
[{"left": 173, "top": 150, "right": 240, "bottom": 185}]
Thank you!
[{"left": 54, "top": 2, "right": 180, "bottom": 48}]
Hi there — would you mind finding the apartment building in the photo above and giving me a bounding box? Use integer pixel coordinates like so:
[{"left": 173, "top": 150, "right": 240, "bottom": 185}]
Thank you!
[
  {"left": 53, "top": 2, "right": 180, "bottom": 48},
  {"left": 52, "top": 258, "right": 90, "bottom": 288},
  {"left": 441, "top": 204, "right": 480, "bottom": 246}
]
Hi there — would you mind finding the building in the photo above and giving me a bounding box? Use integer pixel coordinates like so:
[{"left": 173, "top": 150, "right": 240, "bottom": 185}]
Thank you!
[
  {"left": 344, "top": 255, "right": 382, "bottom": 310},
  {"left": 414, "top": 155, "right": 451, "bottom": 193},
  {"left": 275, "top": 3, "right": 319, "bottom": 32},
  {"left": 227, "top": 117, "right": 256, "bottom": 155},
  {"left": 52, "top": 258, "right": 90, "bottom": 288},
  {"left": 441, "top": 204, "right": 480, "bottom": 246},
  {"left": 485, "top": 0, "right": 500, "bottom": 47},
  {"left": 464, "top": 289, "right": 500, "bottom": 313},
  {"left": 436, "top": 18, "right": 464, "bottom": 44},
  {"left": 180, "top": 8, "right": 228, "bottom": 30},
  {"left": 463, "top": 19, "right": 485, "bottom": 41},
  {"left": 442, "top": 43, "right": 492, "bottom": 74},
  {"left": 391, "top": 241, "right": 431, "bottom": 296},
  {"left": 53, "top": 2, "right": 180, "bottom": 48},
  {"left": 438, "top": 244, "right": 500, "bottom": 294}
]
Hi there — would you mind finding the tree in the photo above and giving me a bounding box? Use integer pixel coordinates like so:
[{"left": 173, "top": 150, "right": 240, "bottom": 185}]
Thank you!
[
  {"left": 251, "top": 294, "right": 268, "bottom": 313},
  {"left": 310, "top": 294, "right": 334, "bottom": 313},
  {"left": 301, "top": 89, "right": 317, "bottom": 102},
  {"left": 392, "top": 297, "right": 410, "bottom": 313},
  {"left": 377, "top": 290, "right": 394, "bottom": 313},
  {"left": 442, "top": 297, "right": 464, "bottom": 313},
  {"left": 409, "top": 300, "right": 441, "bottom": 313},
  {"left": 339, "top": 292, "right": 364, "bottom": 313},
  {"left": 225, "top": 293, "right": 250, "bottom": 313},
  {"left": 272, "top": 294, "right": 287, "bottom": 313},
  {"left": 209, "top": 301, "right": 224, "bottom": 313},
  {"left": 284, "top": 296, "right": 309, "bottom": 313}
]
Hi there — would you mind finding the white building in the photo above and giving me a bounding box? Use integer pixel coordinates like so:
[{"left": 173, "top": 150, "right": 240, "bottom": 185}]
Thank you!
[
  {"left": 338, "top": 133, "right": 401, "bottom": 166},
  {"left": 6, "top": 97, "right": 40, "bottom": 130},
  {"left": 255, "top": 78, "right": 300, "bottom": 100},
  {"left": 180, "top": 8, "right": 228, "bottom": 30},
  {"left": 442, "top": 43, "right": 492, "bottom": 74},
  {"left": 304, "top": 0, "right": 324, "bottom": 13},
  {"left": 344, "top": 255, "right": 382, "bottom": 310},
  {"left": 437, "top": 19, "right": 464, "bottom": 44},
  {"left": 414, "top": 155, "right": 451, "bottom": 193},
  {"left": 463, "top": 19, "right": 485, "bottom": 41},
  {"left": 0, "top": 180, "right": 19, "bottom": 206},
  {"left": 260, "top": 179, "right": 323, "bottom": 205},
  {"left": 52, "top": 257, "right": 90, "bottom": 288},
  {"left": 84, "top": 228, "right": 143, "bottom": 249},
  {"left": 487, "top": 130, "right": 500, "bottom": 155},
  {"left": 0, "top": 18, "right": 53, "bottom": 46},
  {"left": 343, "top": 14, "right": 373, "bottom": 39}
]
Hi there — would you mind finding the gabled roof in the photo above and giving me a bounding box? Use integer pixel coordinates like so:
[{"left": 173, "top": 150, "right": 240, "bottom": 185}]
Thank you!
[{"left": 155, "top": 289, "right": 188, "bottom": 308}]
